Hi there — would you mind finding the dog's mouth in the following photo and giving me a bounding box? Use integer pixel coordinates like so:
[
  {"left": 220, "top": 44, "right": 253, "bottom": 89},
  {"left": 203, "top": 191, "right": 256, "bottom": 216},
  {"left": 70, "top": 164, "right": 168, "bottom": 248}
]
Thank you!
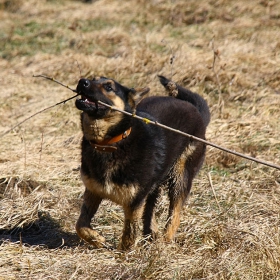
[
  {"left": 75, "top": 78, "right": 114, "bottom": 116},
  {"left": 81, "top": 95, "right": 99, "bottom": 109},
  {"left": 75, "top": 94, "right": 107, "bottom": 113}
]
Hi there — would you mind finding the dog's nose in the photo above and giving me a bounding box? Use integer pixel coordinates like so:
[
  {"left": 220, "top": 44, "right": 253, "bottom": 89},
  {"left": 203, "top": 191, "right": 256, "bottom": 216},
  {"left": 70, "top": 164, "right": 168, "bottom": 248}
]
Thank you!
[{"left": 78, "top": 78, "right": 91, "bottom": 89}]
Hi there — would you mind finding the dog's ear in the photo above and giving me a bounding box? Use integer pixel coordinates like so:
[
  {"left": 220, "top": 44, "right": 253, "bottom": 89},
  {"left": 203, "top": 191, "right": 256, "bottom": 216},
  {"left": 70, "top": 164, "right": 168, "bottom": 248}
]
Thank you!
[{"left": 128, "top": 87, "right": 150, "bottom": 109}]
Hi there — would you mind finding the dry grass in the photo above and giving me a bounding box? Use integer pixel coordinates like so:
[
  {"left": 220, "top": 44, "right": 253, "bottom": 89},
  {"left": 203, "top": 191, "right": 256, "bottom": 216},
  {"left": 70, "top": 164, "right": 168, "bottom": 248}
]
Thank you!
[{"left": 0, "top": 0, "right": 280, "bottom": 279}]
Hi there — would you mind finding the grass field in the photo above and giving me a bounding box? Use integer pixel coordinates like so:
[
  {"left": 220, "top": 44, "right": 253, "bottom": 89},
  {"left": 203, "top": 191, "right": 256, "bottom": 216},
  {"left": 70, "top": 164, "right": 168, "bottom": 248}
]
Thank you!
[{"left": 0, "top": 0, "right": 280, "bottom": 279}]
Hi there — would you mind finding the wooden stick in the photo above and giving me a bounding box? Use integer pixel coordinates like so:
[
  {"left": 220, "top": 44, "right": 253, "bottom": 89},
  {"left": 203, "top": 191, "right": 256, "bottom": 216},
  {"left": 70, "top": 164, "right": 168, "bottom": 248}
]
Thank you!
[{"left": 3, "top": 74, "right": 279, "bottom": 171}]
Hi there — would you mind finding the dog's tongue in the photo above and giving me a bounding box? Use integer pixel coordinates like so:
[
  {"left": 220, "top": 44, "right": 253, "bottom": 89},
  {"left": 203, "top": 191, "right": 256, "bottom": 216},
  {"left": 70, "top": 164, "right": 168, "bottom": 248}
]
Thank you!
[{"left": 83, "top": 96, "right": 98, "bottom": 108}]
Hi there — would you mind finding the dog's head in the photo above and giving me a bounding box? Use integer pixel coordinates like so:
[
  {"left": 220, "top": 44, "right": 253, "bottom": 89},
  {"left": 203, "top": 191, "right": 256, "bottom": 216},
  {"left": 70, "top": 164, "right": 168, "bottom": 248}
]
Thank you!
[
  {"left": 75, "top": 76, "right": 150, "bottom": 143},
  {"left": 76, "top": 77, "right": 149, "bottom": 118}
]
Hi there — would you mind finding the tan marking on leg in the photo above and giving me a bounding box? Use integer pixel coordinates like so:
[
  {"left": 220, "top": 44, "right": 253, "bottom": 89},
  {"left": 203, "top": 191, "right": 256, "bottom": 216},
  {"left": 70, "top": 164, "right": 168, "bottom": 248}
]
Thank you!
[
  {"left": 76, "top": 189, "right": 105, "bottom": 248},
  {"left": 165, "top": 198, "right": 184, "bottom": 242},
  {"left": 164, "top": 152, "right": 189, "bottom": 241},
  {"left": 119, "top": 205, "right": 144, "bottom": 250},
  {"left": 164, "top": 144, "right": 198, "bottom": 242}
]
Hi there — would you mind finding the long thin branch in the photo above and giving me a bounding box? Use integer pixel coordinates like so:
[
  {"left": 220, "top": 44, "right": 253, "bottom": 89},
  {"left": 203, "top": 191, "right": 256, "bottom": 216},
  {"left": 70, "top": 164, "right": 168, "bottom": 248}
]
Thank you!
[{"left": 2, "top": 74, "right": 279, "bottom": 171}]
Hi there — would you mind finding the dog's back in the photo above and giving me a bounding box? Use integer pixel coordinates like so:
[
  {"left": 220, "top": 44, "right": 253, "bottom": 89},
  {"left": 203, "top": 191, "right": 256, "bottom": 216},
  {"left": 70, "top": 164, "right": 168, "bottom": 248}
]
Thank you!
[{"left": 137, "top": 95, "right": 206, "bottom": 163}]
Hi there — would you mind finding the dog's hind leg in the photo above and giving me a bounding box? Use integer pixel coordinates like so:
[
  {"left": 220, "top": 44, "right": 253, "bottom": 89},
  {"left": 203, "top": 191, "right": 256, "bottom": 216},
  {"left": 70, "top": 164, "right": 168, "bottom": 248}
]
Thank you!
[
  {"left": 142, "top": 187, "right": 161, "bottom": 239},
  {"left": 164, "top": 163, "right": 192, "bottom": 242},
  {"left": 165, "top": 183, "right": 190, "bottom": 242},
  {"left": 165, "top": 193, "right": 187, "bottom": 242},
  {"left": 76, "top": 189, "right": 105, "bottom": 248},
  {"left": 119, "top": 204, "right": 145, "bottom": 250}
]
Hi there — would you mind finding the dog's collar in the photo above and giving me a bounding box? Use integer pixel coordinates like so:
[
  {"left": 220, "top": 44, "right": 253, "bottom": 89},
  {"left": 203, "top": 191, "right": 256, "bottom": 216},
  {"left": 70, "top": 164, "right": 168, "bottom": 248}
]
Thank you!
[{"left": 89, "top": 127, "right": 132, "bottom": 153}]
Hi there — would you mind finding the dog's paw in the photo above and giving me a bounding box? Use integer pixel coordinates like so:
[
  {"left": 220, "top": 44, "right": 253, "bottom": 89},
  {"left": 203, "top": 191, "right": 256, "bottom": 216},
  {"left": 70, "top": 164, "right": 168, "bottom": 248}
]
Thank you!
[
  {"left": 76, "top": 227, "right": 106, "bottom": 248},
  {"left": 118, "top": 237, "right": 136, "bottom": 251}
]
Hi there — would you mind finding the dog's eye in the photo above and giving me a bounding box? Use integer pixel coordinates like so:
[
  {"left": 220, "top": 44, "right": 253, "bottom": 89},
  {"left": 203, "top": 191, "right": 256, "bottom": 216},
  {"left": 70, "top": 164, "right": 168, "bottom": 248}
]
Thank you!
[{"left": 103, "top": 83, "right": 113, "bottom": 92}]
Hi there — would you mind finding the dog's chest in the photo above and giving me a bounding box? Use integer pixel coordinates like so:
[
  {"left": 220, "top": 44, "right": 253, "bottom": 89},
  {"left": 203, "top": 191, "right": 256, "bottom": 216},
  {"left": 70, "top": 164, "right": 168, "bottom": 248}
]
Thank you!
[{"left": 81, "top": 164, "right": 138, "bottom": 206}]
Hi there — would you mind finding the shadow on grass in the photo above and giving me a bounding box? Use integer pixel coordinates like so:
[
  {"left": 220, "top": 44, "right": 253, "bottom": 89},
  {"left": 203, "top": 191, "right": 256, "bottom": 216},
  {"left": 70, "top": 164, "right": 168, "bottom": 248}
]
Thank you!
[{"left": 0, "top": 211, "right": 82, "bottom": 249}]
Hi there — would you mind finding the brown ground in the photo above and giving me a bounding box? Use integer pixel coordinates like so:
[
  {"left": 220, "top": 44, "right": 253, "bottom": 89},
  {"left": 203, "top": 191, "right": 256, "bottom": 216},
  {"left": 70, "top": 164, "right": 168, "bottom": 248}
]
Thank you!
[{"left": 0, "top": 0, "right": 280, "bottom": 279}]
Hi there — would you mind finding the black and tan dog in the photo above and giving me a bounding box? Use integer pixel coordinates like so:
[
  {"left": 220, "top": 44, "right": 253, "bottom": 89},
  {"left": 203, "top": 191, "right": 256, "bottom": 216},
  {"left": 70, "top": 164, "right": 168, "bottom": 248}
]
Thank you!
[{"left": 75, "top": 75, "right": 210, "bottom": 250}]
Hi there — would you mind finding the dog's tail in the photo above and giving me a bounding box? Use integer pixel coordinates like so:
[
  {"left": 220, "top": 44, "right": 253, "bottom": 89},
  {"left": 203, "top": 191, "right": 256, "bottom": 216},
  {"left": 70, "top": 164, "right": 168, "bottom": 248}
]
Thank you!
[{"left": 158, "top": 75, "right": 210, "bottom": 127}]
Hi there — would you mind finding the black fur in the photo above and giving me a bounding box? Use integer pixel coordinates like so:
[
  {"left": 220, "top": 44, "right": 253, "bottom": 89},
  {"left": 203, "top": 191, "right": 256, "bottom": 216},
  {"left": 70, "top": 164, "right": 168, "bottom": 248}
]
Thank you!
[{"left": 75, "top": 76, "right": 210, "bottom": 249}]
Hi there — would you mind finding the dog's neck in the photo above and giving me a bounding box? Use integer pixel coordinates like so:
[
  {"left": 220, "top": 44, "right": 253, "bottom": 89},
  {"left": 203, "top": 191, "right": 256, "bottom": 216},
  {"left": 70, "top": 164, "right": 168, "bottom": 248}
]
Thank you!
[
  {"left": 82, "top": 113, "right": 132, "bottom": 152},
  {"left": 89, "top": 127, "right": 132, "bottom": 152}
]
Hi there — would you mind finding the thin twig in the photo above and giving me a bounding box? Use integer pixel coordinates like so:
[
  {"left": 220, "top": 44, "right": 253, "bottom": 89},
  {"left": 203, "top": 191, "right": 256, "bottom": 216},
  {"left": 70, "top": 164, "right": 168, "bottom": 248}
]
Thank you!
[
  {"left": 161, "top": 39, "right": 175, "bottom": 78},
  {"left": 0, "top": 92, "right": 78, "bottom": 137},
  {"left": 207, "top": 172, "right": 221, "bottom": 211},
  {"left": 33, "top": 74, "right": 78, "bottom": 93},
  {"left": 211, "top": 38, "right": 221, "bottom": 95},
  {"left": 211, "top": 38, "right": 224, "bottom": 115}
]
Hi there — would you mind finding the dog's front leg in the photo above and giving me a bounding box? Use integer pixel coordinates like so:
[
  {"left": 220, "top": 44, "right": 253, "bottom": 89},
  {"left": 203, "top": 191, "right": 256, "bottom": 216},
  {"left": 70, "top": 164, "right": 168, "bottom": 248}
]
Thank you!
[
  {"left": 119, "top": 205, "right": 144, "bottom": 250},
  {"left": 76, "top": 188, "right": 105, "bottom": 248}
]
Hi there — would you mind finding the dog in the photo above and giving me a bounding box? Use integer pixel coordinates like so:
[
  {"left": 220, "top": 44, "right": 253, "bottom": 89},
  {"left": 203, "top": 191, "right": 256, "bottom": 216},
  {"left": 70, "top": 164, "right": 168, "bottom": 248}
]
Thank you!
[{"left": 75, "top": 75, "right": 210, "bottom": 250}]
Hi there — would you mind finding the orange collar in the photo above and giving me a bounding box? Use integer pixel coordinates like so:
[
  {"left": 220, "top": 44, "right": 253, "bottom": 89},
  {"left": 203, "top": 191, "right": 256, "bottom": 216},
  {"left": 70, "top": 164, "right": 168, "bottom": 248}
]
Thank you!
[{"left": 89, "top": 127, "right": 132, "bottom": 152}]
